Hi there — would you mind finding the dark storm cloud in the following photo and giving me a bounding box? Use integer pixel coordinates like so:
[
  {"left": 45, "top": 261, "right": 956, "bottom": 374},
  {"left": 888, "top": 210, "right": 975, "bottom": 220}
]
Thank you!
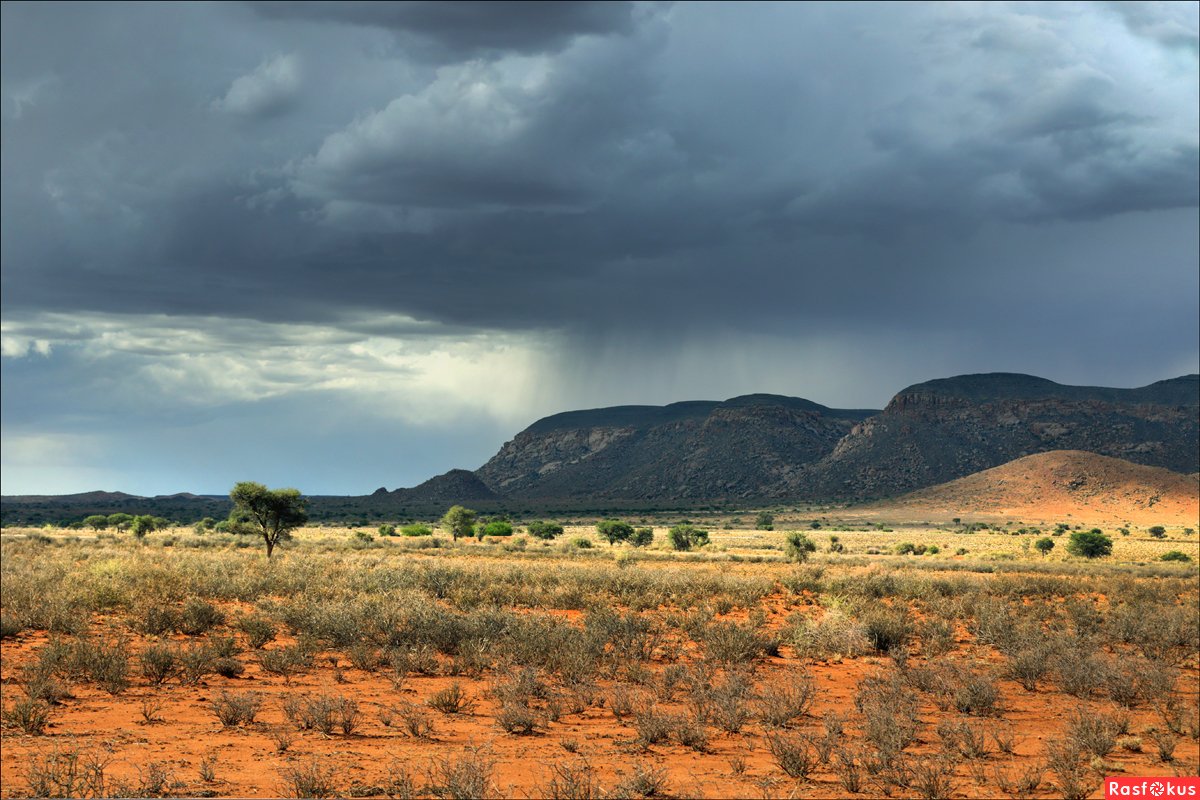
[
  {"left": 4, "top": 2, "right": 1196, "bottom": 330},
  {"left": 247, "top": 1, "right": 638, "bottom": 60},
  {"left": 2, "top": 1, "right": 1198, "bottom": 494}
]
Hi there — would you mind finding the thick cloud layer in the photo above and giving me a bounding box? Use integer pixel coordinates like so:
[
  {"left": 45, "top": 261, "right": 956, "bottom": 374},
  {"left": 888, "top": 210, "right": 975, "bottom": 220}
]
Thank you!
[{"left": 2, "top": 1, "right": 1197, "bottom": 495}]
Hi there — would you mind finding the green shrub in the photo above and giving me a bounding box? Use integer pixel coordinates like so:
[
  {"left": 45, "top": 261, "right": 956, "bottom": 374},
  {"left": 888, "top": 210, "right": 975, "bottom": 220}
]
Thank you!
[
  {"left": 597, "top": 519, "right": 634, "bottom": 544},
  {"left": 668, "top": 525, "right": 709, "bottom": 551},
  {"left": 1034, "top": 537, "right": 1055, "bottom": 556},
  {"left": 1148, "top": 526, "right": 1167, "bottom": 539},
  {"left": 378, "top": 524, "right": 397, "bottom": 536},
  {"left": 755, "top": 512, "right": 775, "bottom": 531},
  {"left": 140, "top": 642, "right": 180, "bottom": 685},
  {"left": 526, "top": 521, "right": 564, "bottom": 540},
  {"left": 631, "top": 527, "right": 654, "bottom": 547},
  {"left": 1067, "top": 530, "right": 1112, "bottom": 559},
  {"left": 237, "top": 615, "right": 277, "bottom": 649},
  {"left": 785, "top": 532, "right": 817, "bottom": 563},
  {"left": 481, "top": 521, "right": 514, "bottom": 537},
  {"left": 1160, "top": 551, "right": 1192, "bottom": 563},
  {"left": 400, "top": 524, "right": 433, "bottom": 537},
  {"left": 179, "top": 599, "right": 224, "bottom": 636}
]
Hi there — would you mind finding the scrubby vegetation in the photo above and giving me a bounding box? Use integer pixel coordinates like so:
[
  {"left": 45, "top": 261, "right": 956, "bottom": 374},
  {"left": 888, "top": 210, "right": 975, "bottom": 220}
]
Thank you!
[{"left": 1, "top": 518, "right": 1197, "bottom": 798}]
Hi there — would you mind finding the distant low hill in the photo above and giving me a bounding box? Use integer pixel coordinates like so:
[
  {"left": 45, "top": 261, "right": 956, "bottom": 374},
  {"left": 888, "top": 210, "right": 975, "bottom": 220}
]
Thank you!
[{"left": 874, "top": 450, "right": 1200, "bottom": 526}]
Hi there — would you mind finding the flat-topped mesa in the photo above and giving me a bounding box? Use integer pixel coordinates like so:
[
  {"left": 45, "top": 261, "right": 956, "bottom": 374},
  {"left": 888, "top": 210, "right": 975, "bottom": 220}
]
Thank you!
[
  {"left": 476, "top": 393, "right": 878, "bottom": 501},
  {"left": 887, "top": 372, "right": 1200, "bottom": 412}
]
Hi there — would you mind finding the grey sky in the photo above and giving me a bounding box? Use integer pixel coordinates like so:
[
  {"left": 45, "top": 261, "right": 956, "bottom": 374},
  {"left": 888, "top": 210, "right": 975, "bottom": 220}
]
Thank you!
[{"left": 2, "top": 1, "right": 1197, "bottom": 495}]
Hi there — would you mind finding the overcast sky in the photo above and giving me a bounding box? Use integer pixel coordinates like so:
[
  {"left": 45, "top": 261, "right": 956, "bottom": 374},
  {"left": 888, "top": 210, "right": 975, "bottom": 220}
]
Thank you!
[{"left": 3, "top": 1, "right": 1197, "bottom": 496}]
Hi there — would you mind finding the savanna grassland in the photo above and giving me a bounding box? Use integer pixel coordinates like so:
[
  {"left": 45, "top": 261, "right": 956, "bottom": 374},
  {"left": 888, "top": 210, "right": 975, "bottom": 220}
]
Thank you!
[{"left": 1, "top": 520, "right": 1198, "bottom": 799}]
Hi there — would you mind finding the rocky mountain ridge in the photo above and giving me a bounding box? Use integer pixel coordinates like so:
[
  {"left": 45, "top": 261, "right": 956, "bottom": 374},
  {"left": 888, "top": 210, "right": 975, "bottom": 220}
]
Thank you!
[{"left": 470, "top": 372, "right": 1200, "bottom": 502}]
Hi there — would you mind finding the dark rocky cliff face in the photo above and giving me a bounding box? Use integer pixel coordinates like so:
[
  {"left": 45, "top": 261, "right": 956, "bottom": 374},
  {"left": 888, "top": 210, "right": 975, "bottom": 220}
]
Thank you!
[{"left": 475, "top": 395, "right": 876, "bottom": 501}]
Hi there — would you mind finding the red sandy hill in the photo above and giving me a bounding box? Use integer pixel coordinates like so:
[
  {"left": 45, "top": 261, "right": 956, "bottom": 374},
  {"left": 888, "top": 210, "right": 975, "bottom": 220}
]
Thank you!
[{"left": 881, "top": 450, "right": 1200, "bottom": 526}]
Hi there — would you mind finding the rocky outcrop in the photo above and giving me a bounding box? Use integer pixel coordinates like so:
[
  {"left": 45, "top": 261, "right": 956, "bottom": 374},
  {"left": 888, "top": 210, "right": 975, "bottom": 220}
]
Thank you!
[
  {"left": 476, "top": 395, "right": 877, "bottom": 501},
  {"left": 389, "top": 469, "right": 499, "bottom": 504}
]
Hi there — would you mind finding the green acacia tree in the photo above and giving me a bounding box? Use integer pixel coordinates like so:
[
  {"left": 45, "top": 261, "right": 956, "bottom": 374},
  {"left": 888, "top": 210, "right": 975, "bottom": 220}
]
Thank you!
[
  {"left": 596, "top": 519, "right": 634, "bottom": 545},
  {"left": 1034, "top": 537, "right": 1055, "bottom": 557},
  {"left": 668, "top": 524, "right": 709, "bottom": 551},
  {"left": 229, "top": 481, "right": 308, "bottom": 559},
  {"left": 1066, "top": 530, "right": 1112, "bottom": 559},
  {"left": 130, "top": 514, "right": 159, "bottom": 539},
  {"left": 526, "top": 521, "right": 564, "bottom": 540},
  {"left": 631, "top": 527, "right": 654, "bottom": 547},
  {"left": 83, "top": 515, "right": 109, "bottom": 531},
  {"left": 107, "top": 513, "right": 134, "bottom": 532},
  {"left": 441, "top": 505, "right": 476, "bottom": 542}
]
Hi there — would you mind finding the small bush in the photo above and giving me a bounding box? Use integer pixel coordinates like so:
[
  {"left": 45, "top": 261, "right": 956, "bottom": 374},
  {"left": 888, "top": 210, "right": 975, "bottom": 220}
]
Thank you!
[
  {"left": 279, "top": 759, "right": 339, "bottom": 799},
  {"left": 3, "top": 695, "right": 50, "bottom": 734},
  {"left": 1065, "top": 711, "right": 1117, "bottom": 758},
  {"left": 210, "top": 691, "right": 262, "bottom": 727},
  {"left": 425, "top": 749, "right": 497, "bottom": 800},
  {"left": 952, "top": 670, "right": 1002, "bottom": 716},
  {"left": 596, "top": 519, "right": 634, "bottom": 544},
  {"left": 179, "top": 599, "right": 225, "bottom": 636},
  {"left": 674, "top": 715, "right": 710, "bottom": 752},
  {"left": 495, "top": 702, "right": 539, "bottom": 735},
  {"left": 612, "top": 763, "right": 668, "bottom": 799},
  {"left": 179, "top": 646, "right": 216, "bottom": 685},
  {"left": 767, "top": 733, "right": 817, "bottom": 779},
  {"left": 755, "top": 674, "right": 816, "bottom": 727},
  {"left": 400, "top": 524, "right": 433, "bottom": 537},
  {"left": 861, "top": 607, "right": 911, "bottom": 655},
  {"left": 139, "top": 605, "right": 181, "bottom": 636},
  {"left": 785, "top": 532, "right": 817, "bottom": 562},
  {"left": 633, "top": 707, "right": 674, "bottom": 746},
  {"left": 428, "top": 682, "right": 476, "bottom": 715},
  {"left": 377, "top": 524, "right": 396, "bottom": 536},
  {"left": 1151, "top": 728, "right": 1179, "bottom": 762},
  {"left": 140, "top": 642, "right": 180, "bottom": 686},
  {"left": 396, "top": 701, "right": 435, "bottom": 739},
  {"left": 237, "top": 615, "right": 277, "bottom": 649},
  {"left": 259, "top": 646, "right": 310, "bottom": 684},
  {"left": 543, "top": 761, "right": 602, "bottom": 800},
  {"left": 1160, "top": 551, "right": 1192, "bottom": 563},
  {"left": 213, "top": 656, "right": 245, "bottom": 678}
]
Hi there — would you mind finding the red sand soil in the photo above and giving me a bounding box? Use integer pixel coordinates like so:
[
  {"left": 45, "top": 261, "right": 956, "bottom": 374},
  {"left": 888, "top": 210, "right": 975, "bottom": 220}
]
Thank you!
[{"left": 2, "top": 593, "right": 1197, "bottom": 799}]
